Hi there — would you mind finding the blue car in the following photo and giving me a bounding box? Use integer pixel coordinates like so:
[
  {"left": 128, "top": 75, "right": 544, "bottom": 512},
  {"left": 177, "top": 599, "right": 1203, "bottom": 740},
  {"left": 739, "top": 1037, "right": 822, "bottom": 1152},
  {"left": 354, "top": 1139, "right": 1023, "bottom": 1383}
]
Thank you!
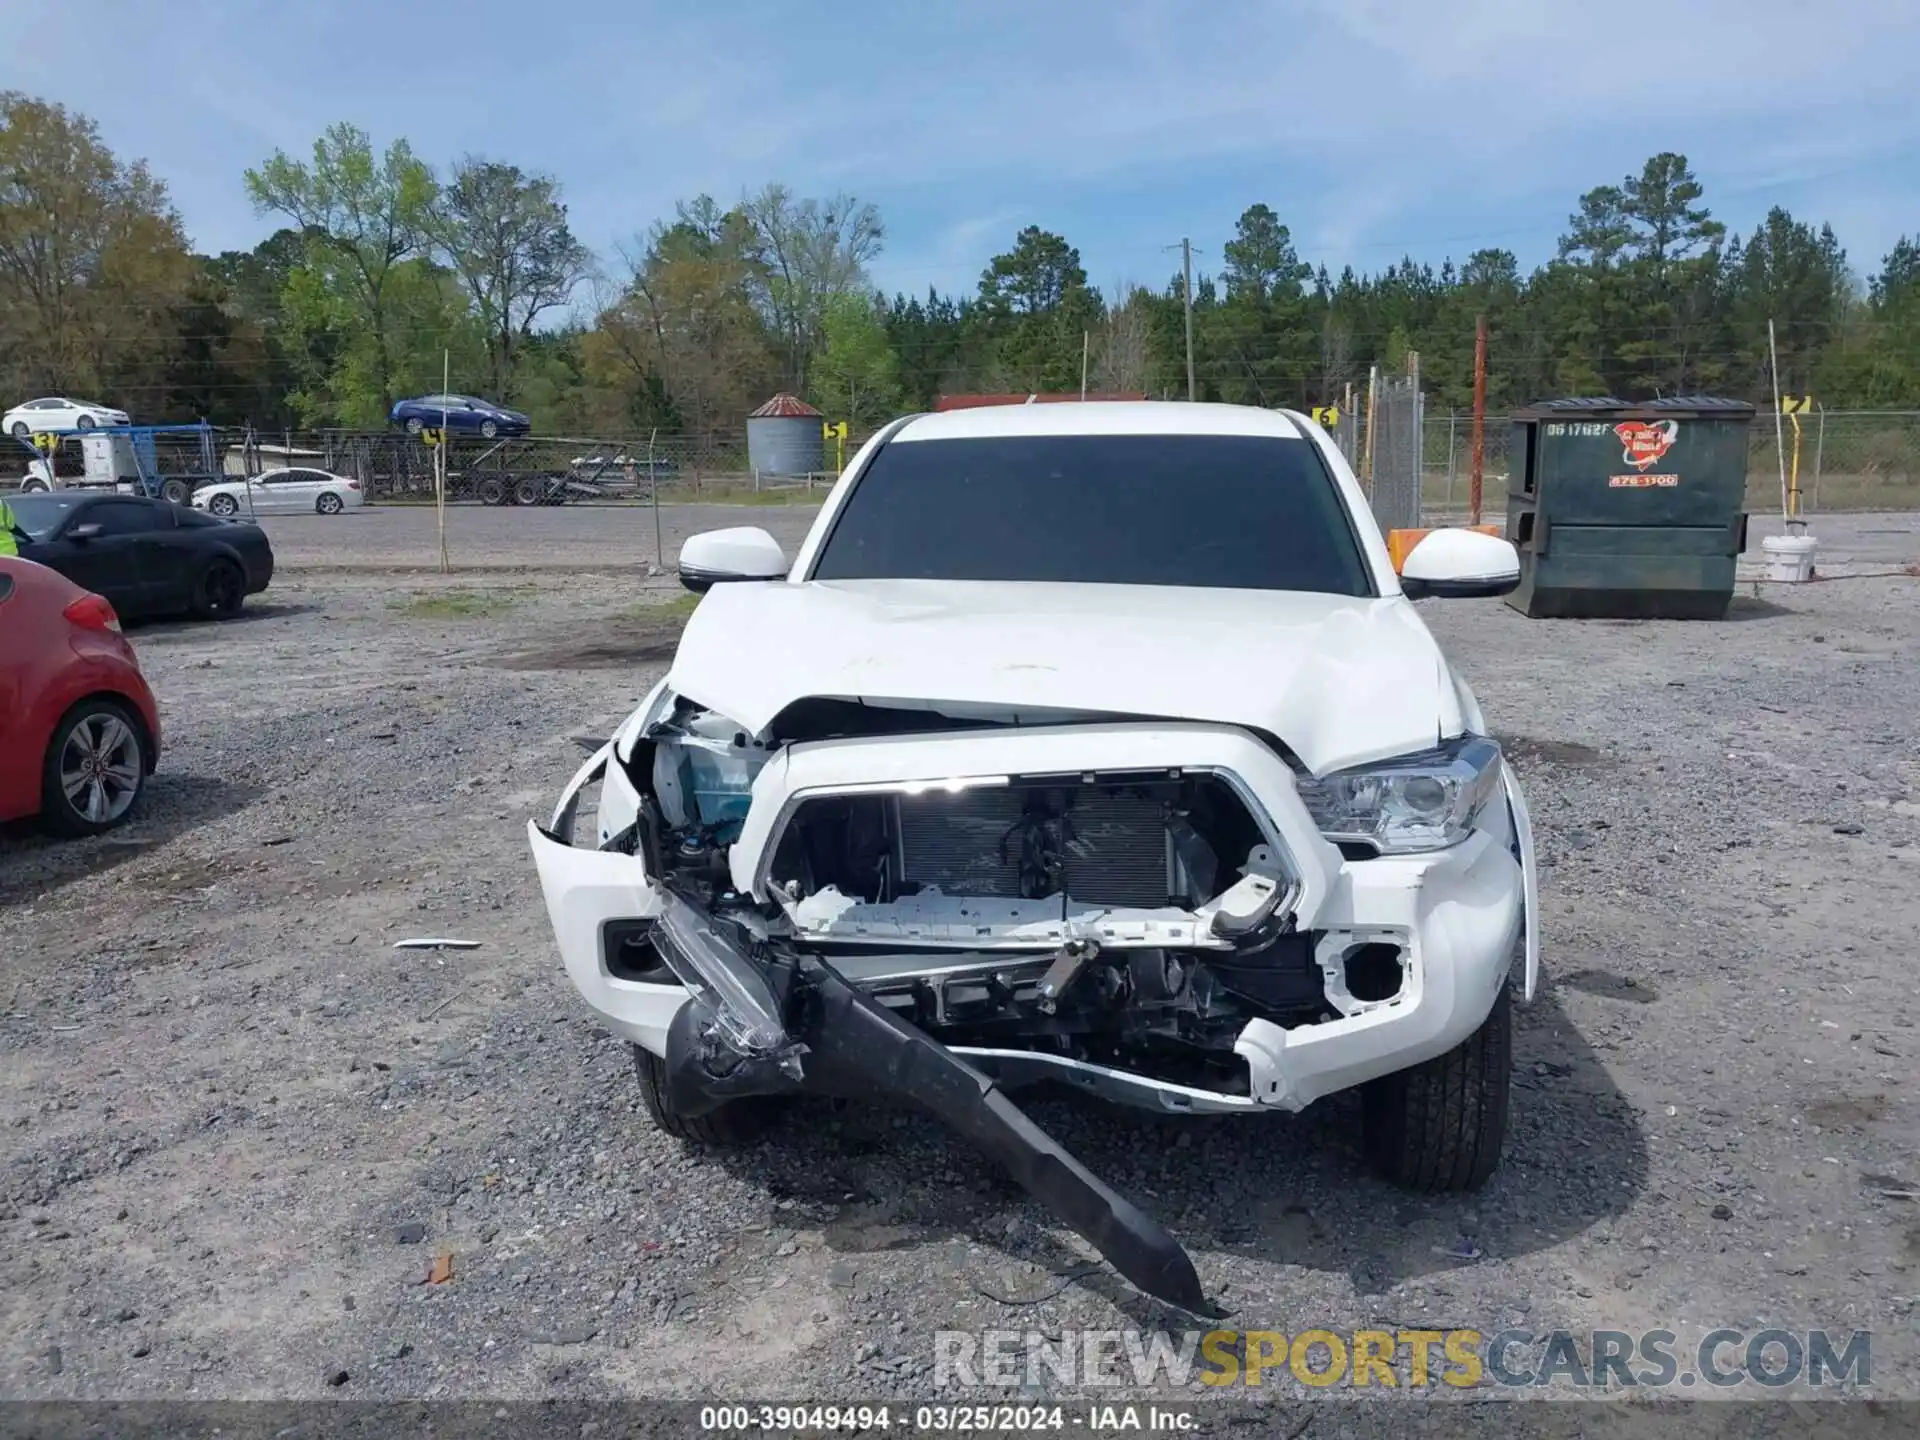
[{"left": 389, "top": 393, "right": 531, "bottom": 439}]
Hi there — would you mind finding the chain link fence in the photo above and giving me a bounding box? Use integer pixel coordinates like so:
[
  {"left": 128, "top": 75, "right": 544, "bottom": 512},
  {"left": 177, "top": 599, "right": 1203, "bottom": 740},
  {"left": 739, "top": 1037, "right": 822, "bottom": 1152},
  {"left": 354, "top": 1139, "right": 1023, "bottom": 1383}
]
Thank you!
[
  {"left": 270, "top": 429, "right": 829, "bottom": 506},
  {"left": 1364, "top": 374, "right": 1425, "bottom": 533},
  {"left": 9, "top": 410, "right": 1918, "bottom": 520},
  {"left": 0, "top": 426, "right": 847, "bottom": 507}
]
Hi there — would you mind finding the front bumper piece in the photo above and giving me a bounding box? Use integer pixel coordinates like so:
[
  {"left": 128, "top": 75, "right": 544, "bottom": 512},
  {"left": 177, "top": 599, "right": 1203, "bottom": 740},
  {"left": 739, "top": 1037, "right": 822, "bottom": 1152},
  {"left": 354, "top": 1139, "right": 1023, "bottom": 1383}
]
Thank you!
[
  {"left": 528, "top": 727, "right": 1531, "bottom": 1314},
  {"left": 648, "top": 886, "right": 1207, "bottom": 1314}
]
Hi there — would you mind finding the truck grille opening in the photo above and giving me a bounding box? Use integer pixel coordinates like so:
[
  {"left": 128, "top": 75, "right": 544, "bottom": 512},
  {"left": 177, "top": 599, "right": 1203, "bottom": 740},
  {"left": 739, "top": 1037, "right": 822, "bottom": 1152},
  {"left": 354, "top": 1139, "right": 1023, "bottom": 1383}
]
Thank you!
[{"left": 769, "top": 771, "right": 1267, "bottom": 912}]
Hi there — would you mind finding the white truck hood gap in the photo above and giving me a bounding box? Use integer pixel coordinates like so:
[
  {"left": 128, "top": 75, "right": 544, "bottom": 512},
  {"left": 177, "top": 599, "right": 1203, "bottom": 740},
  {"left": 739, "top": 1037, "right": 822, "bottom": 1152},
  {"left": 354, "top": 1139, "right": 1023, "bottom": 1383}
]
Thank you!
[{"left": 665, "top": 578, "right": 1456, "bottom": 774}]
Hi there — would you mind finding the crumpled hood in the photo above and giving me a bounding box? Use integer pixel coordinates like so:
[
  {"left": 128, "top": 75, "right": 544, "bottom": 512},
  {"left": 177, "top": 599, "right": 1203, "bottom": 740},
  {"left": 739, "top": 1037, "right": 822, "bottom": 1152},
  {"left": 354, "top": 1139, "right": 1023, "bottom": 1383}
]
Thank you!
[{"left": 665, "top": 579, "right": 1458, "bottom": 774}]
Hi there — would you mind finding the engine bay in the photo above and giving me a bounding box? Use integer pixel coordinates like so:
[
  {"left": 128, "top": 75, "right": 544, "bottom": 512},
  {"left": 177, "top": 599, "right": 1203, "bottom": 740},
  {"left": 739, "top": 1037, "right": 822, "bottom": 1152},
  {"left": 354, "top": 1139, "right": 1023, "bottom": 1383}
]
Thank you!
[
  {"left": 767, "top": 772, "right": 1265, "bottom": 913},
  {"left": 619, "top": 696, "right": 1347, "bottom": 1096}
]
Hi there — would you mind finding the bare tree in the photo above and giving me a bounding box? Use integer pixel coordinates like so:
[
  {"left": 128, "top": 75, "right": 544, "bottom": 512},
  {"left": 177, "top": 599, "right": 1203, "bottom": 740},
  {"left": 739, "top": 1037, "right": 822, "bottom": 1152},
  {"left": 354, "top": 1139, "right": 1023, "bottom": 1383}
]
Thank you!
[
  {"left": 1090, "top": 285, "right": 1154, "bottom": 393},
  {"left": 739, "top": 184, "right": 884, "bottom": 392},
  {"left": 428, "top": 158, "right": 592, "bottom": 401}
]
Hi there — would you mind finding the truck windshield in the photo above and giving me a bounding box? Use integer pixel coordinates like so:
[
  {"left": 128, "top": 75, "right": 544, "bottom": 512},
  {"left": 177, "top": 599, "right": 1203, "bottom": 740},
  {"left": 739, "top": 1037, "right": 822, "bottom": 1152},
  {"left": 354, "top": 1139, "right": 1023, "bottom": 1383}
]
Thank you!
[
  {"left": 810, "top": 433, "right": 1372, "bottom": 596},
  {"left": 5, "top": 493, "right": 86, "bottom": 539}
]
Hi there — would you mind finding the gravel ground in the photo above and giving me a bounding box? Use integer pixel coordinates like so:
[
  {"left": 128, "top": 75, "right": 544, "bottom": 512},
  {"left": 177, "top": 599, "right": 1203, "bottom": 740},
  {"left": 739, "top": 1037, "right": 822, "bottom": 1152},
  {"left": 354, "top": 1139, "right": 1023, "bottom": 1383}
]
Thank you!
[{"left": 3, "top": 510, "right": 1919, "bottom": 1416}]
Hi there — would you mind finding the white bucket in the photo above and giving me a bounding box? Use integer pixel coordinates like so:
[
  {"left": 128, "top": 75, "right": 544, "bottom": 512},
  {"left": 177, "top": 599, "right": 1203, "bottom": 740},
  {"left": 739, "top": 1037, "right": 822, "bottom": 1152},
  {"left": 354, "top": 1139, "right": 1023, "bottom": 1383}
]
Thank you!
[{"left": 1761, "top": 533, "right": 1819, "bottom": 582}]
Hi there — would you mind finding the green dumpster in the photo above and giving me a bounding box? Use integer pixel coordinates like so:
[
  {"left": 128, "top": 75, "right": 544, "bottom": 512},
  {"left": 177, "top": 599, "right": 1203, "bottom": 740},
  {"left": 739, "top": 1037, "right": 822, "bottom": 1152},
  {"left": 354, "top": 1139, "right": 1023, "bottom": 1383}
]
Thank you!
[{"left": 1503, "top": 396, "right": 1755, "bottom": 619}]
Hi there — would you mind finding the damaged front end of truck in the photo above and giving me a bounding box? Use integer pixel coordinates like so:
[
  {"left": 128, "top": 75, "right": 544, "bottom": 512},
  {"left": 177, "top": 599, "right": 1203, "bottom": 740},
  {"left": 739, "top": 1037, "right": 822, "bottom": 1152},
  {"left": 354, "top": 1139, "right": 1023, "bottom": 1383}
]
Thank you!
[{"left": 530, "top": 679, "right": 1532, "bottom": 1313}]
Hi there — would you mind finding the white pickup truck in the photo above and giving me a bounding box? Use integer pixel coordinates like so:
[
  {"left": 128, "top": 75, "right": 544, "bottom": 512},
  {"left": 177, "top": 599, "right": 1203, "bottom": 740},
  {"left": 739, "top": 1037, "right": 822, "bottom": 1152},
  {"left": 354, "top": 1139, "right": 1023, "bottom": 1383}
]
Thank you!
[{"left": 530, "top": 400, "right": 1541, "bottom": 1312}]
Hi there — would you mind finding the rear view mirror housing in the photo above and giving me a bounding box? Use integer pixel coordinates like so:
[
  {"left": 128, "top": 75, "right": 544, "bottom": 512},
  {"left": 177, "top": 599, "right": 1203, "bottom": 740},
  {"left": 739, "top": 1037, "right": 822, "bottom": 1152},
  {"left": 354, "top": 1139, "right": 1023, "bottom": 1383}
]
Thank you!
[
  {"left": 678, "top": 527, "right": 789, "bottom": 594},
  {"left": 1400, "top": 528, "right": 1521, "bottom": 600}
]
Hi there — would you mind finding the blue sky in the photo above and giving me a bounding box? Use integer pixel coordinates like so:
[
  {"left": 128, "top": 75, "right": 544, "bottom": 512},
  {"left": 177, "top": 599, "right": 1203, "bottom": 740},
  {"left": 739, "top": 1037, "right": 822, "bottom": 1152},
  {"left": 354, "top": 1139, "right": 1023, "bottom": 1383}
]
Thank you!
[{"left": 7, "top": 0, "right": 1918, "bottom": 301}]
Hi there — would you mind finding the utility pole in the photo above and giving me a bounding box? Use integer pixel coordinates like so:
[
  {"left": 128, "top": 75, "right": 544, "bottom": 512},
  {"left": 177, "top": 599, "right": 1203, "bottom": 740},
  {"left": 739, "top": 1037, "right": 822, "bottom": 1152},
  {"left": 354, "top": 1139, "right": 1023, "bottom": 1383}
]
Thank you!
[
  {"left": 1469, "top": 315, "right": 1487, "bottom": 527},
  {"left": 1181, "top": 238, "right": 1197, "bottom": 402}
]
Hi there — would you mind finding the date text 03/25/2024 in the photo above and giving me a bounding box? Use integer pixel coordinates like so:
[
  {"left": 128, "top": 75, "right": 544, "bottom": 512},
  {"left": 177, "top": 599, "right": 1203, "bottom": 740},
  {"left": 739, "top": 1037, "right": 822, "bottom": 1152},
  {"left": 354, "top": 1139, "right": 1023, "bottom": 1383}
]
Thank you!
[{"left": 698, "top": 1404, "right": 1194, "bottom": 1431}]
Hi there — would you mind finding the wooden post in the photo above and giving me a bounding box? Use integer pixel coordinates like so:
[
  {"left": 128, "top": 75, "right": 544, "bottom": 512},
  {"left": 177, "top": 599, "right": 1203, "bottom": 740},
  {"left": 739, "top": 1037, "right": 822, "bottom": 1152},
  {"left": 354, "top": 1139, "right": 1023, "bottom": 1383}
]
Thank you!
[
  {"left": 437, "top": 350, "right": 450, "bottom": 574},
  {"left": 648, "top": 427, "right": 663, "bottom": 569},
  {"left": 1361, "top": 365, "right": 1379, "bottom": 495},
  {"left": 1469, "top": 314, "right": 1487, "bottom": 527}
]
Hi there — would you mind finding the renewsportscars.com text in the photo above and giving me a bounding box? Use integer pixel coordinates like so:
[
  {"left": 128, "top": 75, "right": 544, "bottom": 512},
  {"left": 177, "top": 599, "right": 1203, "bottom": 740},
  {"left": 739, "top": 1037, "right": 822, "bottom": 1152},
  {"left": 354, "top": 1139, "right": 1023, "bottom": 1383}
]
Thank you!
[{"left": 934, "top": 1327, "right": 1871, "bottom": 1391}]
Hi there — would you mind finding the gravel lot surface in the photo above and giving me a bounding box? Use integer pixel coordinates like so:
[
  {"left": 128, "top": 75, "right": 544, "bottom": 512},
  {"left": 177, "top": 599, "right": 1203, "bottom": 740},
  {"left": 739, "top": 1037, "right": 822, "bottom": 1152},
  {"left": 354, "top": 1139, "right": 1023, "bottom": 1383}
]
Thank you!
[{"left": 4, "top": 507, "right": 1919, "bottom": 1417}]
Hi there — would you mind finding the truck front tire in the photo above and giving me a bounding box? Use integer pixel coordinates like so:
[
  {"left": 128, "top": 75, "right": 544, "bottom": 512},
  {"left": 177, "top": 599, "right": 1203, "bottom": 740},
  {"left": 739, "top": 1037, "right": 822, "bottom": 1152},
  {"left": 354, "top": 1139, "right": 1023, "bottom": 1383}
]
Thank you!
[
  {"left": 633, "top": 1045, "right": 776, "bottom": 1147},
  {"left": 1362, "top": 986, "right": 1511, "bottom": 1191}
]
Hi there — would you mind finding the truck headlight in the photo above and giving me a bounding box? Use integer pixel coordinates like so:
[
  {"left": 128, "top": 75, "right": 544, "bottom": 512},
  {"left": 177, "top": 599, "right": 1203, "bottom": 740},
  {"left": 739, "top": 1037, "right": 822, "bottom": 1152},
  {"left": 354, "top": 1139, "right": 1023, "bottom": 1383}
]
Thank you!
[
  {"left": 1296, "top": 736, "right": 1503, "bottom": 854},
  {"left": 655, "top": 890, "right": 790, "bottom": 1057}
]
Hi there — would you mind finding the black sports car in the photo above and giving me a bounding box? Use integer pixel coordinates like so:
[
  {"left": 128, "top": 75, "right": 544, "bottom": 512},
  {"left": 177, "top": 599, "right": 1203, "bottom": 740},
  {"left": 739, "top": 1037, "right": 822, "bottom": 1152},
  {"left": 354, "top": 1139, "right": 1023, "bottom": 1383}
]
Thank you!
[{"left": 7, "top": 492, "right": 274, "bottom": 622}]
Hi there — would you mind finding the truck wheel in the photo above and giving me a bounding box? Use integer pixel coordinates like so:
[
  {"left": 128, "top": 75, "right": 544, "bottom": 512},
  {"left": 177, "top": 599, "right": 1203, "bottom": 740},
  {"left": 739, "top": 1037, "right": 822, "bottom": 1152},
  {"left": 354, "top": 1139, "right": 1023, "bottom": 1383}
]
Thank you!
[
  {"left": 476, "top": 477, "right": 507, "bottom": 506},
  {"left": 633, "top": 1045, "right": 775, "bottom": 1147},
  {"left": 161, "top": 478, "right": 190, "bottom": 505},
  {"left": 1362, "top": 987, "right": 1510, "bottom": 1191},
  {"left": 512, "top": 477, "right": 543, "bottom": 506}
]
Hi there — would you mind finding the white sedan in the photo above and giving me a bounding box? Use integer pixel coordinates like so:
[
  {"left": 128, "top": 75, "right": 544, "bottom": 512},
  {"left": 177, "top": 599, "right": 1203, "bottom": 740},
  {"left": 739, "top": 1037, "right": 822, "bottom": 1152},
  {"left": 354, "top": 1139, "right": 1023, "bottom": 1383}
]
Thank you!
[
  {"left": 529, "top": 400, "right": 1540, "bottom": 1311},
  {"left": 193, "top": 467, "right": 365, "bottom": 517},
  {"left": 5, "top": 397, "right": 132, "bottom": 437}
]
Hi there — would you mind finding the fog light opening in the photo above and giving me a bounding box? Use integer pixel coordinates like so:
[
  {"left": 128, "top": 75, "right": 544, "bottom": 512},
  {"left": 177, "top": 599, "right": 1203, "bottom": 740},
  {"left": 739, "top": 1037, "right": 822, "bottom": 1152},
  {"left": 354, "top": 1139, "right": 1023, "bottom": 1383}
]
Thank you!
[
  {"left": 1343, "top": 942, "right": 1405, "bottom": 1004},
  {"left": 604, "top": 920, "right": 674, "bottom": 983}
]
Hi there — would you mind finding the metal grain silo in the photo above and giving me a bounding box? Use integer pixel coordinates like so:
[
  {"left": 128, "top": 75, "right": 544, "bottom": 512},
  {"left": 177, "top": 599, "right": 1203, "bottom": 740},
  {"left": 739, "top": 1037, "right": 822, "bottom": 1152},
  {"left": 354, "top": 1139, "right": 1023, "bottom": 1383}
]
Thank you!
[{"left": 746, "top": 392, "right": 825, "bottom": 476}]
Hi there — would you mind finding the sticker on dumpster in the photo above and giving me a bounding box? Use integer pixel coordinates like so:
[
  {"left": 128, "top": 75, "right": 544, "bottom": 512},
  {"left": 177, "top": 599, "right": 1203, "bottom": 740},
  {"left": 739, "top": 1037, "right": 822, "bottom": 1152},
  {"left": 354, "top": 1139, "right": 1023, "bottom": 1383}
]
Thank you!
[
  {"left": 1608, "top": 473, "right": 1680, "bottom": 488},
  {"left": 1613, "top": 419, "right": 1679, "bottom": 470}
]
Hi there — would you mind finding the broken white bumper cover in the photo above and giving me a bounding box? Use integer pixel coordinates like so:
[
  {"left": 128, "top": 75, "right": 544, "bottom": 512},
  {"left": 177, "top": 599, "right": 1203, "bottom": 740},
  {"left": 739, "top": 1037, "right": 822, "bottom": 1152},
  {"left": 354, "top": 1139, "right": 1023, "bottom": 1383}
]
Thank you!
[
  {"left": 527, "top": 723, "right": 1532, "bottom": 1115},
  {"left": 529, "top": 722, "right": 1532, "bottom": 1311}
]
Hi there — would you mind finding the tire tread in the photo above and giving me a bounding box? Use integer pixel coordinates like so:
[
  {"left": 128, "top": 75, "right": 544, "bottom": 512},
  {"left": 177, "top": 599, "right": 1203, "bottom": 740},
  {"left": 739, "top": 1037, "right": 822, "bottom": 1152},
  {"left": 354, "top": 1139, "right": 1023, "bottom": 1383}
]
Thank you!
[
  {"left": 1363, "top": 987, "right": 1511, "bottom": 1191},
  {"left": 632, "top": 1046, "right": 773, "bottom": 1147}
]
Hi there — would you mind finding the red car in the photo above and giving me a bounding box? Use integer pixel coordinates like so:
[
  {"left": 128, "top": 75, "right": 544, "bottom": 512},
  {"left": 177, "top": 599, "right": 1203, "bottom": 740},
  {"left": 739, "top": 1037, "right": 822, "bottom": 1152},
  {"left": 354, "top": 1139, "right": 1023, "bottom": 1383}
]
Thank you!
[{"left": 0, "top": 556, "right": 161, "bottom": 835}]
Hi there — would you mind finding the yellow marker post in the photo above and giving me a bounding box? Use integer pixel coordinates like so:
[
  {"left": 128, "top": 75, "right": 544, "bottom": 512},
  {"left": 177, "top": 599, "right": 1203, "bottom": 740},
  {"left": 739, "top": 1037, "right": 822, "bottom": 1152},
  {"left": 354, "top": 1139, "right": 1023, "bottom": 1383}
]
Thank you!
[
  {"left": 1781, "top": 396, "right": 1813, "bottom": 518},
  {"left": 823, "top": 419, "right": 849, "bottom": 472},
  {"left": 1310, "top": 405, "right": 1340, "bottom": 428}
]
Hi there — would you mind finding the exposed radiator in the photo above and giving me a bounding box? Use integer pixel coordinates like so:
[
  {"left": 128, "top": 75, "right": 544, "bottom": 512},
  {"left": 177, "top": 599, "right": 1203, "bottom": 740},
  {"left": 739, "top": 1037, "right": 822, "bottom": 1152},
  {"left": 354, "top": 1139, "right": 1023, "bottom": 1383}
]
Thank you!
[{"left": 893, "top": 788, "right": 1174, "bottom": 908}]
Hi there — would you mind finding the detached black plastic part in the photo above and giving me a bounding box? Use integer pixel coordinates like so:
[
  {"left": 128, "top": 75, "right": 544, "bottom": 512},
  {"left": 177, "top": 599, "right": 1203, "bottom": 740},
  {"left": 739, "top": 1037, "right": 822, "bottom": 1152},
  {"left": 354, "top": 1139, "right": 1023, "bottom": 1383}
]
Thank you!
[
  {"left": 799, "top": 960, "right": 1207, "bottom": 1314},
  {"left": 652, "top": 902, "right": 1208, "bottom": 1313}
]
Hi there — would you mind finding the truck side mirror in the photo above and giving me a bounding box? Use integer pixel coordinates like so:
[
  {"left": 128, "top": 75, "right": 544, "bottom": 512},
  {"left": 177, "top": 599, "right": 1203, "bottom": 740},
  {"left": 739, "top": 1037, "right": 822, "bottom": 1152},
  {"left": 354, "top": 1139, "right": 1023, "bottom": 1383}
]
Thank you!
[
  {"left": 1400, "top": 529, "right": 1520, "bottom": 599},
  {"left": 677, "top": 527, "right": 789, "bottom": 594}
]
